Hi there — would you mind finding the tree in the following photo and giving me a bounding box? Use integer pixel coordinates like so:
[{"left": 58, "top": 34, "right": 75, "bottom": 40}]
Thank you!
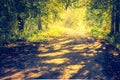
[
  {"left": 110, "top": 0, "right": 120, "bottom": 35},
  {"left": 87, "top": 0, "right": 120, "bottom": 35},
  {"left": 0, "top": 0, "right": 84, "bottom": 45}
]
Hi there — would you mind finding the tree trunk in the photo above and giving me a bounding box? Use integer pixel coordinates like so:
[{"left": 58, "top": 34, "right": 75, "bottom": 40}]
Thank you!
[
  {"left": 38, "top": 18, "right": 42, "bottom": 30},
  {"left": 115, "top": 0, "right": 120, "bottom": 34},
  {"left": 65, "top": 0, "right": 70, "bottom": 10},
  {"left": 45, "top": 23, "right": 48, "bottom": 29},
  {"left": 109, "top": 5, "right": 115, "bottom": 35},
  {"left": 115, "top": 13, "right": 120, "bottom": 33}
]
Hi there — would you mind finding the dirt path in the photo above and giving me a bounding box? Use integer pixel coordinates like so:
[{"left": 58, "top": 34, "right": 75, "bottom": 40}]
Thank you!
[{"left": 0, "top": 31, "right": 120, "bottom": 80}]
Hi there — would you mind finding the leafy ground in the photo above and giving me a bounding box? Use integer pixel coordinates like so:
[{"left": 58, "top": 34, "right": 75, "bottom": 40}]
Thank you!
[{"left": 0, "top": 29, "right": 120, "bottom": 80}]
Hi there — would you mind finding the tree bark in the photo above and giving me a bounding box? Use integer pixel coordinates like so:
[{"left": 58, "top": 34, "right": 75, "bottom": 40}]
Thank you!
[
  {"left": 45, "top": 23, "right": 48, "bottom": 29},
  {"left": 115, "top": 13, "right": 120, "bottom": 33},
  {"left": 115, "top": 0, "right": 120, "bottom": 34},
  {"left": 110, "top": 5, "right": 115, "bottom": 35},
  {"left": 65, "top": 0, "right": 70, "bottom": 10},
  {"left": 109, "top": 0, "right": 120, "bottom": 35},
  {"left": 38, "top": 18, "right": 42, "bottom": 30}
]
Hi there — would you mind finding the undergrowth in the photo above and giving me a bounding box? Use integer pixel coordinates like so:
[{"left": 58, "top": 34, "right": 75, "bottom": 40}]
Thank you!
[
  {"left": 107, "top": 35, "right": 120, "bottom": 49},
  {"left": 90, "top": 27, "right": 109, "bottom": 39},
  {"left": 22, "top": 26, "right": 65, "bottom": 42},
  {"left": 90, "top": 27, "right": 120, "bottom": 50}
]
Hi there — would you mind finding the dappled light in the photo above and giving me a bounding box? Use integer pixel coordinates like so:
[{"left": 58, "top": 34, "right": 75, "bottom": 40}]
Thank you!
[
  {"left": 57, "top": 39, "right": 74, "bottom": 45},
  {"left": 0, "top": 0, "right": 120, "bottom": 79},
  {"left": 0, "top": 33, "right": 114, "bottom": 79},
  {"left": 41, "top": 58, "right": 69, "bottom": 65},
  {"left": 38, "top": 50, "right": 70, "bottom": 57},
  {"left": 82, "top": 70, "right": 89, "bottom": 76},
  {"left": 59, "top": 64, "right": 85, "bottom": 79},
  {"left": 0, "top": 67, "right": 45, "bottom": 80},
  {"left": 81, "top": 53, "right": 95, "bottom": 57}
]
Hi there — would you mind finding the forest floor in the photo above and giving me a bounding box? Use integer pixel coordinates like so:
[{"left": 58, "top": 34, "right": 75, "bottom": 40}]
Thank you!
[{"left": 0, "top": 30, "right": 120, "bottom": 80}]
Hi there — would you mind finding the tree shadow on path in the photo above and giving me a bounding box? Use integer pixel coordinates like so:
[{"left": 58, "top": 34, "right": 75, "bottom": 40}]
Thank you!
[
  {"left": 101, "top": 44, "right": 120, "bottom": 80},
  {"left": 0, "top": 36, "right": 120, "bottom": 80}
]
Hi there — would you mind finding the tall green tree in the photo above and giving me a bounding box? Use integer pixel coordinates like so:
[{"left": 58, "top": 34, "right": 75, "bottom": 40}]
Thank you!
[
  {"left": 87, "top": 0, "right": 120, "bottom": 35},
  {"left": 0, "top": 0, "right": 68, "bottom": 44},
  {"left": 110, "top": 0, "right": 120, "bottom": 35}
]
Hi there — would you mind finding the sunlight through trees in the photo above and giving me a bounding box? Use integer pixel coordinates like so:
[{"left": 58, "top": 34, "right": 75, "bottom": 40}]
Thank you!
[{"left": 0, "top": 0, "right": 120, "bottom": 79}]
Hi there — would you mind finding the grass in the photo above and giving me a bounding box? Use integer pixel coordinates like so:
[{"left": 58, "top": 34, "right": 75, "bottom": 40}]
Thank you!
[
  {"left": 26, "top": 26, "right": 65, "bottom": 42},
  {"left": 90, "top": 27, "right": 110, "bottom": 39},
  {"left": 90, "top": 27, "right": 120, "bottom": 50},
  {"left": 24, "top": 7, "right": 88, "bottom": 42}
]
